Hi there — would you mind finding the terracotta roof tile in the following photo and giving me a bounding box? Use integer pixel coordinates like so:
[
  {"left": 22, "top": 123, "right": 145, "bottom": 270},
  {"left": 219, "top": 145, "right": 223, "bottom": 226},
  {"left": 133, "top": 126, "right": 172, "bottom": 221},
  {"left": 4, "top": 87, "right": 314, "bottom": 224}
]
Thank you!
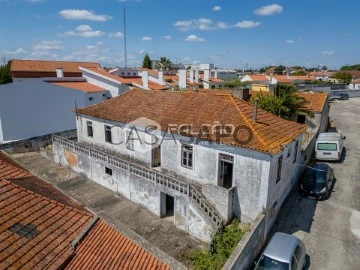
[
  {"left": 0, "top": 179, "right": 93, "bottom": 270},
  {"left": 11, "top": 60, "right": 100, "bottom": 78},
  {"left": 77, "top": 89, "right": 306, "bottom": 154},
  {"left": 209, "top": 77, "right": 224, "bottom": 83},
  {"left": 49, "top": 81, "right": 107, "bottom": 93},
  {"left": 65, "top": 220, "right": 169, "bottom": 270},
  {"left": 247, "top": 75, "right": 271, "bottom": 82},
  {"left": 295, "top": 92, "right": 328, "bottom": 113}
]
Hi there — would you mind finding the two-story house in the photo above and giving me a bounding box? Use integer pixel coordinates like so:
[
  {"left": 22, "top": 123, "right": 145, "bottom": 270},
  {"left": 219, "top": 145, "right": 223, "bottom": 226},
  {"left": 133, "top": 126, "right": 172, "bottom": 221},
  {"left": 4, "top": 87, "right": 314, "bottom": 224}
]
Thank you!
[{"left": 53, "top": 88, "right": 306, "bottom": 242}]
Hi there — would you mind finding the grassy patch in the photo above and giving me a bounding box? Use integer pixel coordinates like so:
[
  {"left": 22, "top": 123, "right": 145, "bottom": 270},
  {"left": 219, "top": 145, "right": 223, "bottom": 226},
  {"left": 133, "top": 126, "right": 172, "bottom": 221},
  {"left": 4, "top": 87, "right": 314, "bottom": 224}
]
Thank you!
[{"left": 184, "top": 219, "right": 248, "bottom": 270}]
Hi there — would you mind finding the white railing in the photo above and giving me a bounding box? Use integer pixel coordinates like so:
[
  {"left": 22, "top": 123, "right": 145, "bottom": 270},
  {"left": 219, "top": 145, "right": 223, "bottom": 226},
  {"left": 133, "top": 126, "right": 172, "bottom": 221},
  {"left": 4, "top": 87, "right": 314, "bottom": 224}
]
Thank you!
[{"left": 52, "top": 134, "right": 223, "bottom": 229}]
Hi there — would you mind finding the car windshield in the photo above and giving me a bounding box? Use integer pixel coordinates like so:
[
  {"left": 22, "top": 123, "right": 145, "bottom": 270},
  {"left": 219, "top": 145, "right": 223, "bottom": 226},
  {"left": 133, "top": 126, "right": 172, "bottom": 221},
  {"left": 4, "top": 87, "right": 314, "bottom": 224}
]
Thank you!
[
  {"left": 257, "top": 255, "right": 289, "bottom": 270},
  {"left": 307, "top": 170, "right": 327, "bottom": 184}
]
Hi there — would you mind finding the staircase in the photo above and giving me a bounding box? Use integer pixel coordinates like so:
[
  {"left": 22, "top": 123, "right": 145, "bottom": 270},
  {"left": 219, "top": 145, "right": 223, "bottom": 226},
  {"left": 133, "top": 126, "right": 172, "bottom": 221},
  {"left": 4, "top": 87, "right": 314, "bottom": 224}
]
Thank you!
[{"left": 52, "top": 135, "right": 224, "bottom": 233}]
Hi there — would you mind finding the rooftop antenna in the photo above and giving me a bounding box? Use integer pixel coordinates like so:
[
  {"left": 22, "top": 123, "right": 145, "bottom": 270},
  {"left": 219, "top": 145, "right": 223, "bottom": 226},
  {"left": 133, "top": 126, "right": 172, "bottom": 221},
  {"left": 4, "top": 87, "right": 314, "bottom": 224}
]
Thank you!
[{"left": 123, "top": 6, "right": 128, "bottom": 68}]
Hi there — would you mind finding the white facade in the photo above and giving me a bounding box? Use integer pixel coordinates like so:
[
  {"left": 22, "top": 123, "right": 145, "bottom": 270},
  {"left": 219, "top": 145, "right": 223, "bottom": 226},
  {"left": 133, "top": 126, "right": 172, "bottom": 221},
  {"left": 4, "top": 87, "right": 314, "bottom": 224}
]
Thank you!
[
  {"left": 348, "top": 82, "right": 360, "bottom": 90},
  {"left": 76, "top": 114, "right": 304, "bottom": 222},
  {"left": 0, "top": 78, "right": 107, "bottom": 143}
]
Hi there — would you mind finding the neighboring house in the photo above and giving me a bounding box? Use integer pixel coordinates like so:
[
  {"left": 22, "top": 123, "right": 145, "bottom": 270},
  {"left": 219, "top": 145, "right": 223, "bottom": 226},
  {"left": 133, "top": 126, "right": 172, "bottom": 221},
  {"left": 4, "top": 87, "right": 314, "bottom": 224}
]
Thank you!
[
  {"left": 241, "top": 75, "right": 271, "bottom": 84},
  {"left": 348, "top": 79, "right": 360, "bottom": 90},
  {"left": 0, "top": 152, "right": 169, "bottom": 270},
  {"left": 53, "top": 88, "right": 306, "bottom": 242},
  {"left": 212, "top": 69, "right": 238, "bottom": 80},
  {"left": 0, "top": 77, "right": 109, "bottom": 143},
  {"left": 296, "top": 92, "right": 329, "bottom": 133},
  {"left": 10, "top": 59, "right": 100, "bottom": 82},
  {"left": 251, "top": 84, "right": 273, "bottom": 92}
]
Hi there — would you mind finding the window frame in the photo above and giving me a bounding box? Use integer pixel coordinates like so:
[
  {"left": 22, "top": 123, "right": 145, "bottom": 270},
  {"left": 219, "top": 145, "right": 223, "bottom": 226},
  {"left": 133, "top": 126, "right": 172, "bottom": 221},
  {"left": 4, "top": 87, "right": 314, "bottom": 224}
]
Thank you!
[
  {"left": 291, "top": 255, "right": 298, "bottom": 270},
  {"left": 276, "top": 155, "right": 283, "bottom": 183},
  {"left": 181, "top": 144, "right": 193, "bottom": 169},
  {"left": 126, "top": 130, "right": 135, "bottom": 151},
  {"left": 104, "top": 125, "right": 112, "bottom": 143},
  {"left": 294, "top": 245, "right": 303, "bottom": 262},
  {"left": 293, "top": 141, "right": 299, "bottom": 164},
  {"left": 86, "top": 121, "right": 93, "bottom": 138}
]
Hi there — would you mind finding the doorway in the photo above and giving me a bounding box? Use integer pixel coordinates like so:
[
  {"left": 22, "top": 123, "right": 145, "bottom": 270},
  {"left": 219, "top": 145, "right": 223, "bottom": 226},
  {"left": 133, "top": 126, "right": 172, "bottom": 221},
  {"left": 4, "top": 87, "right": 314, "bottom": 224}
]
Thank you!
[
  {"left": 160, "top": 192, "right": 174, "bottom": 217},
  {"left": 219, "top": 154, "right": 234, "bottom": 189},
  {"left": 152, "top": 145, "right": 161, "bottom": 167}
]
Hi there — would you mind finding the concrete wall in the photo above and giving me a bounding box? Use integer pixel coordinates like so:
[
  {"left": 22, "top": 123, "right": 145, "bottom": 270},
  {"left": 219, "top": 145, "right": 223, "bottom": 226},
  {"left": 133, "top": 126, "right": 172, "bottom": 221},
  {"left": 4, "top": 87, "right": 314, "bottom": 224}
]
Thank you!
[
  {"left": 348, "top": 83, "right": 360, "bottom": 90},
  {"left": 53, "top": 142, "right": 213, "bottom": 242},
  {"left": 202, "top": 185, "right": 235, "bottom": 223},
  {"left": 0, "top": 79, "right": 86, "bottom": 143},
  {"left": 82, "top": 70, "right": 130, "bottom": 97},
  {"left": 331, "top": 89, "right": 360, "bottom": 98},
  {"left": 223, "top": 215, "right": 267, "bottom": 270}
]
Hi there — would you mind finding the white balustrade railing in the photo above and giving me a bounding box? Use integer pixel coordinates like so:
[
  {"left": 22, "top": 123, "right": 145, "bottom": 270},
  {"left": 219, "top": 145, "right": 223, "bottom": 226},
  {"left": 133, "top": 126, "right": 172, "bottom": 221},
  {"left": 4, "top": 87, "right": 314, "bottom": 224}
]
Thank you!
[{"left": 52, "top": 134, "right": 223, "bottom": 230}]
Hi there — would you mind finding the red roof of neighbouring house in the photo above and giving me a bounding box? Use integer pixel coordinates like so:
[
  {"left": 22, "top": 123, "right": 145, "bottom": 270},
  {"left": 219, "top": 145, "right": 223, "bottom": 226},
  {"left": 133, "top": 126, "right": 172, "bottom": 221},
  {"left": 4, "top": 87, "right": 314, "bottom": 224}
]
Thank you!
[
  {"left": 77, "top": 89, "right": 306, "bottom": 154},
  {"left": 49, "top": 81, "right": 107, "bottom": 93},
  {"left": 10, "top": 59, "right": 100, "bottom": 78},
  {"left": 296, "top": 92, "right": 329, "bottom": 113},
  {"left": 65, "top": 220, "right": 170, "bottom": 270},
  {"left": 0, "top": 153, "right": 170, "bottom": 270}
]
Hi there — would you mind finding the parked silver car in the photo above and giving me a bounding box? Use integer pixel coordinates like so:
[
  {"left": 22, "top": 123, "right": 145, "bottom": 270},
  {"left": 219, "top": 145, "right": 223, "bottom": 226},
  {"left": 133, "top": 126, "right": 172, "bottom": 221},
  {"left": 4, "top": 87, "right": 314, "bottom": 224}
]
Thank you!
[{"left": 254, "top": 232, "right": 306, "bottom": 270}]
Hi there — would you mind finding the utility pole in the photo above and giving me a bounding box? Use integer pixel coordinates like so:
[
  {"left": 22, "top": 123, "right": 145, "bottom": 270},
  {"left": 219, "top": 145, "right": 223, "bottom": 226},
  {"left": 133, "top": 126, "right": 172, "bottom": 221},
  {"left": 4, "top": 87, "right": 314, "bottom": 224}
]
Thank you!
[{"left": 123, "top": 6, "right": 128, "bottom": 68}]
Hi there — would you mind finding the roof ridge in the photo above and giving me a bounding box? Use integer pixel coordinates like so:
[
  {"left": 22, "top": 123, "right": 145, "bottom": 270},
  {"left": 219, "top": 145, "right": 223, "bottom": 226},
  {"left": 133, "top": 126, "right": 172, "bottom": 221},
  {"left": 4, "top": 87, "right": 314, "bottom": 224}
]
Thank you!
[
  {"left": 0, "top": 178, "right": 92, "bottom": 217},
  {"left": 229, "top": 95, "right": 268, "bottom": 149}
]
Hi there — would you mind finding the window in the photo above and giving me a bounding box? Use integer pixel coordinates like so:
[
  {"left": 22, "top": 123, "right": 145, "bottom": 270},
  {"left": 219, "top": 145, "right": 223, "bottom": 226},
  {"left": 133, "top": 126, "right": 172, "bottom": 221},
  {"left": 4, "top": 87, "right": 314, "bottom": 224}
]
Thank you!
[
  {"left": 294, "top": 245, "right": 303, "bottom": 261},
  {"left": 293, "top": 141, "right": 299, "bottom": 163},
  {"left": 133, "top": 72, "right": 136, "bottom": 76},
  {"left": 317, "top": 143, "right": 337, "bottom": 151},
  {"left": 211, "top": 85, "right": 215, "bottom": 89},
  {"left": 277, "top": 155, "right": 283, "bottom": 183},
  {"left": 102, "top": 93, "right": 106, "bottom": 97},
  {"left": 181, "top": 145, "right": 193, "bottom": 169},
  {"left": 88, "top": 97, "right": 94, "bottom": 101},
  {"left": 87, "top": 121, "right": 93, "bottom": 138},
  {"left": 105, "top": 167, "right": 112, "bottom": 176},
  {"left": 126, "top": 130, "right": 134, "bottom": 151},
  {"left": 105, "top": 125, "right": 112, "bottom": 143},
  {"left": 121, "top": 72, "right": 125, "bottom": 75}
]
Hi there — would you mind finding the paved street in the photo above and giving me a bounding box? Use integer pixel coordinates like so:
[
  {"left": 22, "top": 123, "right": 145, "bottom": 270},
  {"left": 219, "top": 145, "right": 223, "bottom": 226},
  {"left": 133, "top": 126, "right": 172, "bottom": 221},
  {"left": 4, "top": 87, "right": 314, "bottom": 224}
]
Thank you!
[{"left": 274, "top": 98, "right": 360, "bottom": 269}]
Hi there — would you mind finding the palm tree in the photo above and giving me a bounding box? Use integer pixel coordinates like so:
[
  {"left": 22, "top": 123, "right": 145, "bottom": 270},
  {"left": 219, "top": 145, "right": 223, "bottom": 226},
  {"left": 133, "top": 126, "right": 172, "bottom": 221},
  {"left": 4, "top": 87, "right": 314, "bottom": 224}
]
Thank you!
[
  {"left": 253, "top": 84, "right": 313, "bottom": 120},
  {"left": 155, "top": 57, "right": 172, "bottom": 71}
]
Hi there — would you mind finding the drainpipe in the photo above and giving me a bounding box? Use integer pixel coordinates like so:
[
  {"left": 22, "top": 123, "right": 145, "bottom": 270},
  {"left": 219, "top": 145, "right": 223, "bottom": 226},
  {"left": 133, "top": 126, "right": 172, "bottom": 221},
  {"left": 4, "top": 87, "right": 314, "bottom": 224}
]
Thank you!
[{"left": 254, "top": 98, "right": 259, "bottom": 123}]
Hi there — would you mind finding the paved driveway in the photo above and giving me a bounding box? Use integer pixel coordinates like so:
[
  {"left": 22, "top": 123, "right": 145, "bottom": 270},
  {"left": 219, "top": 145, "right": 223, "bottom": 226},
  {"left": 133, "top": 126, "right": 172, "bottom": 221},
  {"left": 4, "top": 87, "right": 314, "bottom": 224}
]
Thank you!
[{"left": 274, "top": 98, "right": 360, "bottom": 270}]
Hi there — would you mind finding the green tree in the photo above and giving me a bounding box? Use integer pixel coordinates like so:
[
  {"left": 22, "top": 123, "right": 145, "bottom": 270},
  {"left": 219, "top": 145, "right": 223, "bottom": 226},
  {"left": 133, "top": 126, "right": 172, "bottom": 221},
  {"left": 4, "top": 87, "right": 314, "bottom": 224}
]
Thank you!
[
  {"left": 275, "top": 65, "right": 286, "bottom": 75},
  {"left": 142, "top": 53, "right": 152, "bottom": 69},
  {"left": 340, "top": 64, "right": 360, "bottom": 71},
  {"left": 252, "top": 85, "right": 312, "bottom": 120},
  {"left": 155, "top": 57, "right": 172, "bottom": 70},
  {"left": 321, "top": 65, "right": 328, "bottom": 70},
  {"left": 333, "top": 71, "right": 353, "bottom": 83},
  {"left": 292, "top": 70, "right": 307, "bottom": 76},
  {"left": 0, "top": 60, "right": 13, "bottom": 85},
  {"left": 224, "top": 79, "right": 250, "bottom": 89}
]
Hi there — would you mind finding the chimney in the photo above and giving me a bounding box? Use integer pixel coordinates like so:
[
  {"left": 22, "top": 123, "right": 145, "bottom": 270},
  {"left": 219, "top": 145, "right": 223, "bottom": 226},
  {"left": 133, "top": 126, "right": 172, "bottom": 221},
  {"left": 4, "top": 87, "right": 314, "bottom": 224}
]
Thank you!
[
  {"left": 178, "top": 69, "right": 187, "bottom": 89},
  {"left": 142, "top": 70, "right": 149, "bottom": 89},
  {"left": 204, "top": 69, "right": 210, "bottom": 81},
  {"left": 214, "top": 69, "right": 218, "bottom": 79},
  {"left": 253, "top": 98, "right": 259, "bottom": 123},
  {"left": 194, "top": 70, "right": 199, "bottom": 83},
  {"left": 158, "top": 70, "right": 164, "bottom": 85},
  {"left": 189, "top": 70, "right": 195, "bottom": 83},
  {"left": 56, "top": 68, "right": 64, "bottom": 78},
  {"left": 232, "top": 88, "right": 250, "bottom": 101}
]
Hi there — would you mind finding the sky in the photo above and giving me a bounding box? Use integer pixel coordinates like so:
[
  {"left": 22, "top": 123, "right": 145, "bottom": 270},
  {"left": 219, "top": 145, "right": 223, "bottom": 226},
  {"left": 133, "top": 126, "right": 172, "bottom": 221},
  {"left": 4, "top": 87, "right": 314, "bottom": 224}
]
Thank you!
[{"left": 0, "top": 0, "right": 359, "bottom": 70}]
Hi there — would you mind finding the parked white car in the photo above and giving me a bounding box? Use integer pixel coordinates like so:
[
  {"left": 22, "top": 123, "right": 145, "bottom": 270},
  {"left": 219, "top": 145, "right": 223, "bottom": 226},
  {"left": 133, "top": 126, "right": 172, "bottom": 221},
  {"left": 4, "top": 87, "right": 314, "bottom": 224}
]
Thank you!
[{"left": 315, "top": 132, "right": 345, "bottom": 161}]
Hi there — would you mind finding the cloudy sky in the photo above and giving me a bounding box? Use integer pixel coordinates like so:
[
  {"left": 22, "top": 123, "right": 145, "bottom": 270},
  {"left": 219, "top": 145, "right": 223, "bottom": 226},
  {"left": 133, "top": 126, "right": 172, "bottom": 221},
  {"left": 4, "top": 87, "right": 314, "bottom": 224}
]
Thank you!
[{"left": 0, "top": 0, "right": 359, "bottom": 69}]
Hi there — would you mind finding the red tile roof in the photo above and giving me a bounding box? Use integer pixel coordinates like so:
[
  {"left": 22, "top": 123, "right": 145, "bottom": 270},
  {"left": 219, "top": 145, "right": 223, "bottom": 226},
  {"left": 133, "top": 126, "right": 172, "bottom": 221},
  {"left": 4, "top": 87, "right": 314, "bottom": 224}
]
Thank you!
[
  {"left": 246, "top": 75, "right": 270, "bottom": 82},
  {"left": 0, "top": 153, "right": 169, "bottom": 269},
  {"left": 11, "top": 60, "right": 100, "bottom": 78},
  {"left": 295, "top": 92, "right": 328, "bottom": 113},
  {"left": 65, "top": 220, "right": 170, "bottom": 270},
  {"left": 273, "top": 75, "right": 295, "bottom": 83},
  {"left": 49, "top": 81, "right": 107, "bottom": 93},
  {"left": 209, "top": 77, "right": 224, "bottom": 83},
  {"left": 292, "top": 75, "right": 316, "bottom": 81},
  {"left": 0, "top": 179, "right": 94, "bottom": 269},
  {"left": 77, "top": 89, "right": 306, "bottom": 154},
  {"left": 139, "top": 68, "right": 159, "bottom": 77}
]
